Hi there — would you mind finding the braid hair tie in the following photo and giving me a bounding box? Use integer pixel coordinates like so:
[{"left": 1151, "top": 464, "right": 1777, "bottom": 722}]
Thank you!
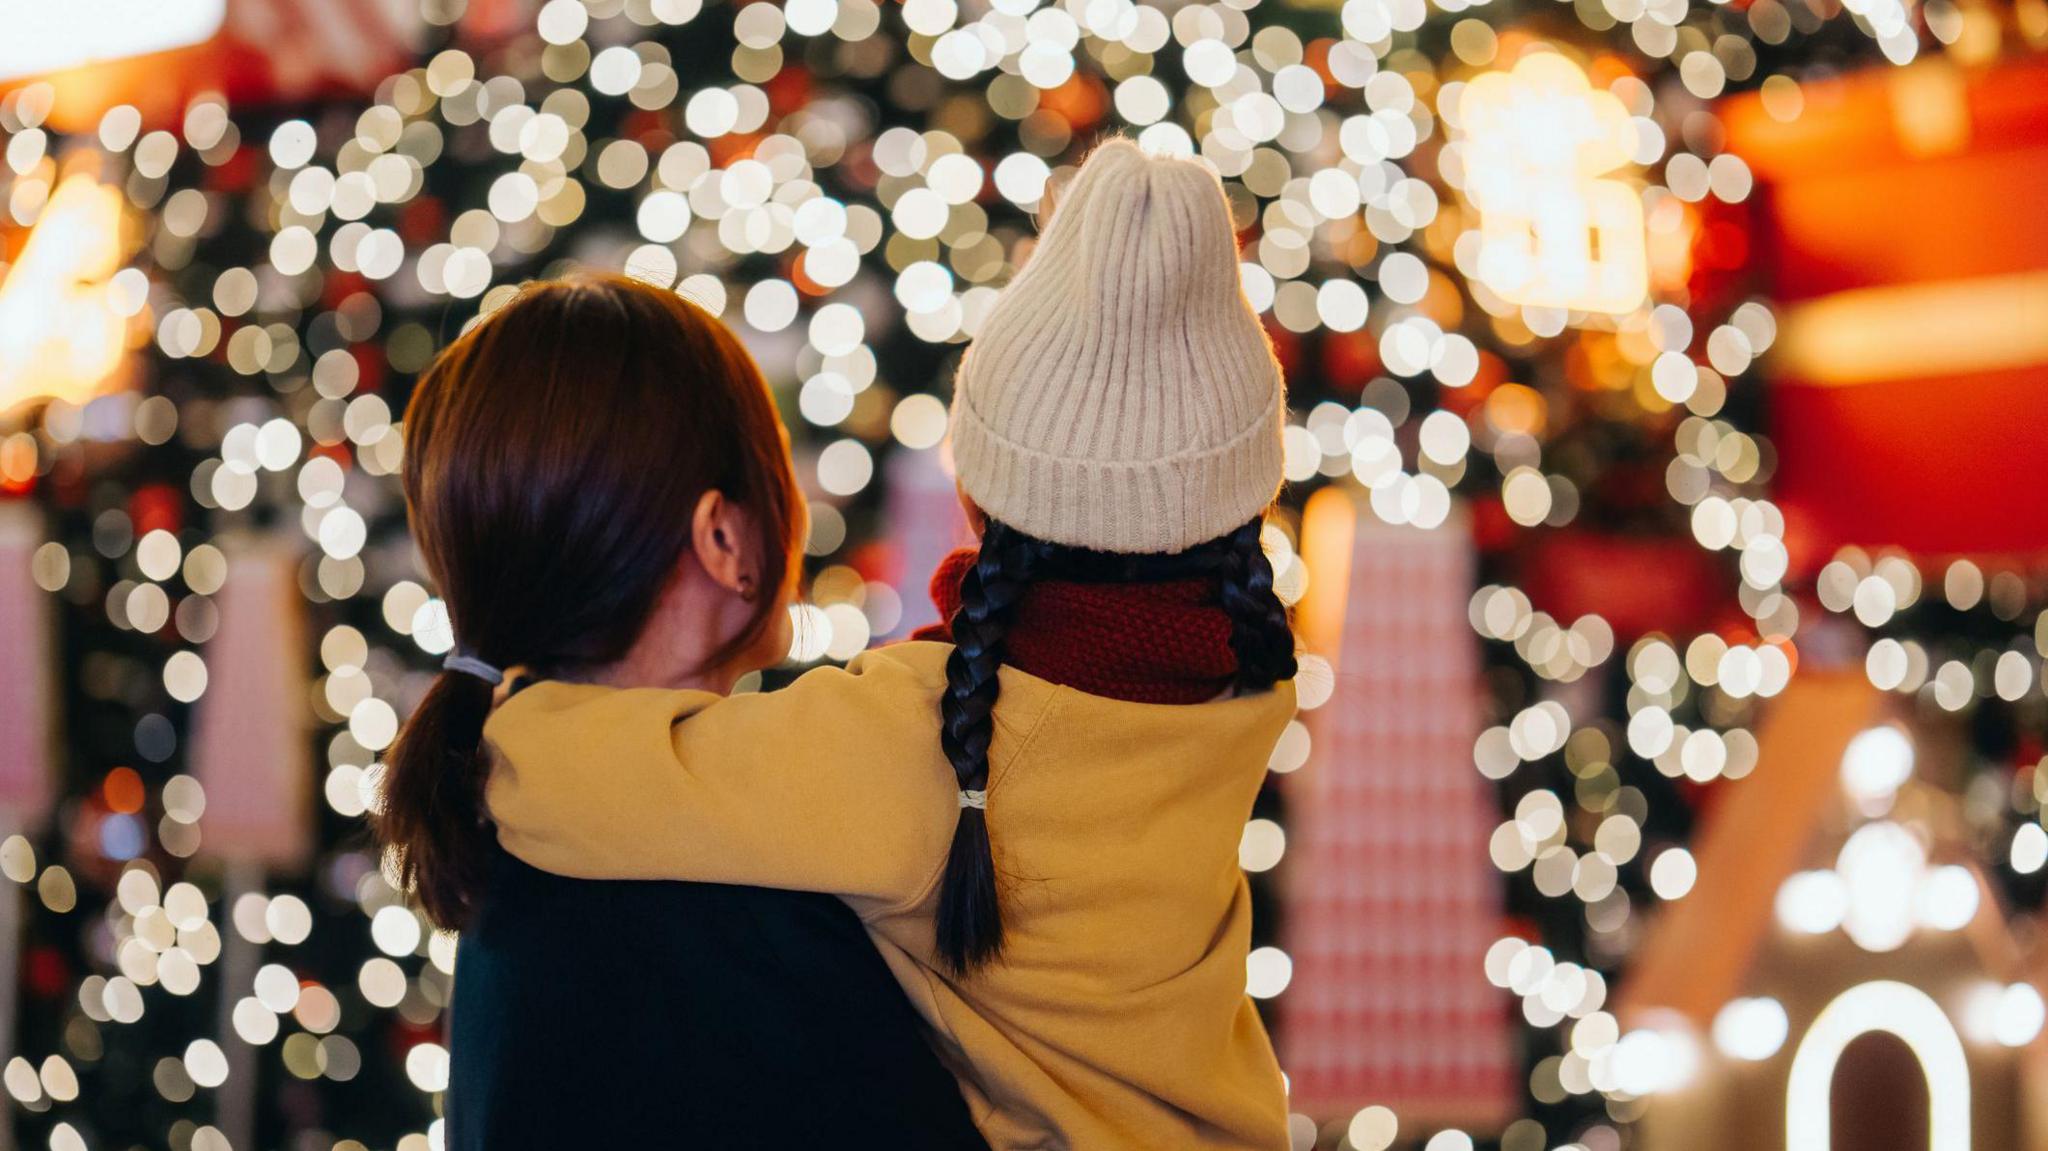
[{"left": 958, "top": 789, "right": 987, "bottom": 810}]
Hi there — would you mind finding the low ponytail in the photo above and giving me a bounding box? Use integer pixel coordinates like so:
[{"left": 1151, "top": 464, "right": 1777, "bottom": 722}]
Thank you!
[
  {"left": 1219, "top": 518, "right": 1297, "bottom": 691},
  {"left": 936, "top": 521, "right": 1044, "bottom": 973},
  {"left": 375, "top": 666, "right": 498, "bottom": 930}
]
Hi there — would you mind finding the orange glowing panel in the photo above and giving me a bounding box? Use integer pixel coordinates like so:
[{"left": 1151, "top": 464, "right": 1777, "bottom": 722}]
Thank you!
[
  {"left": 1294, "top": 486, "right": 1357, "bottom": 660},
  {"left": 0, "top": 174, "right": 131, "bottom": 412},
  {"left": 0, "top": 0, "right": 226, "bottom": 82},
  {"left": 1456, "top": 53, "right": 1648, "bottom": 315}
]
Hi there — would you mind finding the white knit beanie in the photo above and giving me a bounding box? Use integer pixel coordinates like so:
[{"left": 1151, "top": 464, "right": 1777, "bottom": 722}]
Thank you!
[{"left": 948, "top": 138, "right": 1286, "bottom": 556}]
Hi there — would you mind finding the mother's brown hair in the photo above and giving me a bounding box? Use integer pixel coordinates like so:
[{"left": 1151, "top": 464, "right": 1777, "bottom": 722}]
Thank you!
[{"left": 377, "top": 274, "right": 802, "bottom": 929}]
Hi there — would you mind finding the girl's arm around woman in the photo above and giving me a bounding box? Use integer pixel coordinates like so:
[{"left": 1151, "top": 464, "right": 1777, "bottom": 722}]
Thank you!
[{"left": 481, "top": 642, "right": 1044, "bottom": 911}]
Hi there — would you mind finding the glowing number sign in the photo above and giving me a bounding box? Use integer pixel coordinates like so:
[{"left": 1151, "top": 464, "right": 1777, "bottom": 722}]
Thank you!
[
  {"left": 0, "top": 174, "right": 129, "bottom": 412},
  {"left": 1457, "top": 53, "right": 1648, "bottom": 315},
  {"left": 1785, "top": 980, "right": 1970, "bottom": 1151}
]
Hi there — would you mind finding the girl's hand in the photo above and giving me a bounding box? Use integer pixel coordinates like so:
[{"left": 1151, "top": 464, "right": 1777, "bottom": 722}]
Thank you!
[{"left": 491, "top": 665, "right": 534, "bottom": 710}]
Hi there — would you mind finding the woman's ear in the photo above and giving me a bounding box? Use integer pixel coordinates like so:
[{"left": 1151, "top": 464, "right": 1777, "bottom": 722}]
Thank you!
[{"left": 690, "top": 489, "right": 754, "bottom": 597}]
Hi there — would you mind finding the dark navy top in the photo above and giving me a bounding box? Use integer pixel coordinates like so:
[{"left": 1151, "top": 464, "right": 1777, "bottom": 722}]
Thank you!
[{"left": 447, "top": 846, "right": 988, "bottom": 1150}]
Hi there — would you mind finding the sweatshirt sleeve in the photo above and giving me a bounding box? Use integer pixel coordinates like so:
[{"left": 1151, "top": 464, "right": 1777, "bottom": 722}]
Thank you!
[{"left": 479, "top": 646, "right": 966, "bottom": 908}]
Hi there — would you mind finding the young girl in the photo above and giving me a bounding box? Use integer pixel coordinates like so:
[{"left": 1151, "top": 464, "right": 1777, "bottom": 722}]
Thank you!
[{"left": 480, "top": 139, "right": 1297, "bottom": 1149}]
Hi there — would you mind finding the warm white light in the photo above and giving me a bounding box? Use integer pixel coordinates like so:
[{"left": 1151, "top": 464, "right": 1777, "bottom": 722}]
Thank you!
[
  {"left": 1787, "top": 981, "right": 1969, "bottom": 1151},
  {"left": 1246, "top": 947, "right": 1293, "bottom": 999},
  {"left": 404, "top": 1042, "right": 451, "bottom": 1093},
  {"left": 1649, "top": 848, "right": 1697, "bottom": 901},
  {"left": 1840, "top": 725, "right": 1914, "bottom": 814},
  {"left": 369, "top": 906, "right": 421, "bottom": 958},
  {"left": 1836, "top": 821, "right": 1924, "bottom": 952},
  {"left": 1712, "top": 996, "right": 1789, "bottom": 1061},
  {"left": 1776, "top": 869, "right": 1847, "bottom": 934},
  {"left": 1454, "top": 53, "right": 1647, "bottom": 315},
  {"left": 1915, "top": 865, "right": 1979, "bottom": 931},
  {"left": 1965, "top": 983, "right": 2047, "bottom": 1048},
  {"left": 1238, "top": 819, "right": 1286, "bottom": 873},
  {"left": 1347, "top": 1106, "right": 1399, "bottom": 1151},
  {"left": 183, "top": 1039, "right": 229, "bottom": 1089},
  {"left": 2012, "top": 824, "right": 2048, "bottom": 875},
  {"left": 0, "top": 0, "right": 226, "bottom": 80},
  {"left": 1612, "top": 1027, "right": 1698, "bottom": 1096},
  {"left": 1995, "top": 984, "right": 2045, "bottom": 1047}
]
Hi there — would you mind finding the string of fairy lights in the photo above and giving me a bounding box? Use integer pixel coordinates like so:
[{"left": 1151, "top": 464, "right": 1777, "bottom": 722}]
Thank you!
[{"left": 0, "top": 0, "right": 2040, "bottom": 1146}]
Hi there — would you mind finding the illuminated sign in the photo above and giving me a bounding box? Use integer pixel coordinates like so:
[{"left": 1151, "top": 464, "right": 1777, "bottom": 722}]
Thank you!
[
  {"left": 1457, "top": 53, "right": 1648, "bottom": 315},
  {"left": 0, "top": 174, "right": 130, "bottom": 411},
  {"left": 1785, "top": 980, "right": 1970, "bottom": 1151},
  {"left": 0, "top": 0, "right": 227, "bottom": 81}
]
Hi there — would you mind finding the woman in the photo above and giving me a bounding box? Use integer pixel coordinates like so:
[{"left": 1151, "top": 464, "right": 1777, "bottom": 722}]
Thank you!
[{"left": 376, "top": 275, "right": 987, "bottom": 1150}]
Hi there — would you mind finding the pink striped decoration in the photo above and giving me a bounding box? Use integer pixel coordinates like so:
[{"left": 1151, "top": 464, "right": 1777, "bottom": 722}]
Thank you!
[
  {"left": 189, "top": 533, "right": 312, "bottom": 868},
  {"left": 1278, "top": 513, "right": 1515, "bottom": 1129},
  {"left": 0, "top": 503, "right": 56, "bottom": 827},
  {"left": 224, "top": 0, "right": 421, "bottom": 95},
  {"left": 883, "top": 445, "right": 972, "bottom": 638}
]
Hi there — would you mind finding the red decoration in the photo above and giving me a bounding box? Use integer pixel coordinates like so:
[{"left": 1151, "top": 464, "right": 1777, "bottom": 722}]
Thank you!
[
  {"left": 761, "top": 63, "right": 813, "bottom": 117},
  {"left": 205, "top": 144, "right": 261, "bottom": 195},
  {"left": 348, "top": 341, "right": 388, "bottom": 394},
  {"left": 1517, "top": 530, "right": 1724, "bottom": 639},
  {"left": 1723, "top": 56, "right": 2048, "bottom": 564},
  {"left": 844, "top": 539, "right": 899, "bottom": 588},
  {"left": 129, "top": 483, "right": 183, "bottom": 538},
  {"left": 397, "top": 197, "right": 448, "bottom": 250},
  {"left": 24, "top": 947, "right": 68, "bottom": 1000},
  {"left": 1319, "top": 327, "right": 1380, "bottom": 393},
  {"left": 1263, "top": 318, "right": 1303, "bottom": 381},
  {"left": 1769, "top": 362, "right": 2048, "bottom": 562}
]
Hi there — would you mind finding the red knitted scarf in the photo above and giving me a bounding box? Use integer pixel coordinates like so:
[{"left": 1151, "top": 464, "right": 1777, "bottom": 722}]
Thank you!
[{"left": 910, "top": 546, "right": 1238, "bottom": 704}]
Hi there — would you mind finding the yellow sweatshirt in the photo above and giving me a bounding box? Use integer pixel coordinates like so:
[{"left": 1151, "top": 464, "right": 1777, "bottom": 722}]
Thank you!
[{"left": 482, "top": 640, "right": 1296, "bottom": 1151}]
